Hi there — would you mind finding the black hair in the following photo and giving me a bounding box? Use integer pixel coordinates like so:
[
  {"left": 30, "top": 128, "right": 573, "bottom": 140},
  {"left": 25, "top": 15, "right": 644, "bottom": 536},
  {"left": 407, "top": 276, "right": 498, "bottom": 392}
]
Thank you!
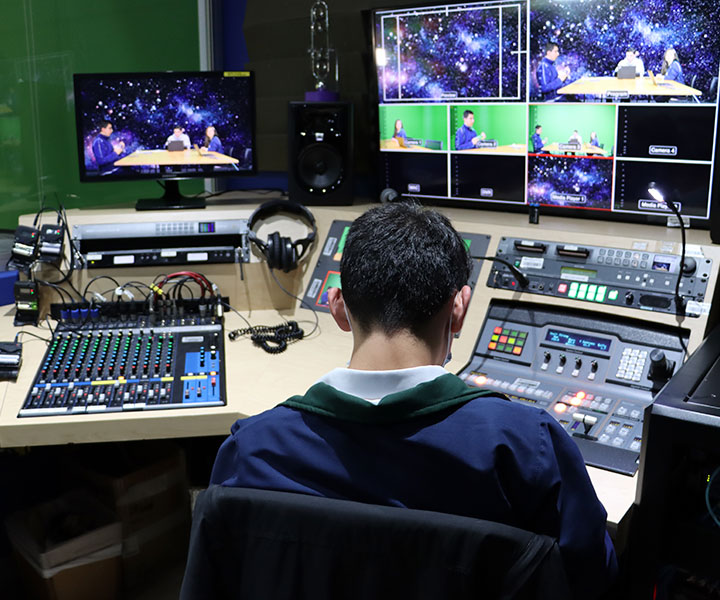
[
  {"left": 463, "top": 109, "right": 474, "bottom": 119},
  {"left": 534, "top": 124, "right": 542, "bottom": 131},
  {"left": 545, "top": 41, "right": 559, "bottom": 53},
  {"left": 340, "top": 202, "right": 472, "bottom": 336},
  {"left": 98, "top": 120, "right": 112, "bottom": 130}
]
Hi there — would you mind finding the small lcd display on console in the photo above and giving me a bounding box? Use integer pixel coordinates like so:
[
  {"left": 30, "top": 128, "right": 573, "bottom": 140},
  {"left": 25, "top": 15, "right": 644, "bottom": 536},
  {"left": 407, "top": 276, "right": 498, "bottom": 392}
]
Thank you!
[
  {"left": 198, "top": 222, "right": 216, "bottom": 234},
  {"left": 560, "top": 267, "right": 597, "bottom": 280},
  {"left": 545, "top": 329, "right": 612, "bottom": 352}
]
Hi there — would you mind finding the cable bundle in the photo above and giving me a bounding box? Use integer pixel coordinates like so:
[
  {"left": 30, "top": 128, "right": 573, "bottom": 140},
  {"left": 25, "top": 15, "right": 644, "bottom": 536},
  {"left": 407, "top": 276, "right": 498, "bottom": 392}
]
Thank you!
[{"left": 228, "top": 321, "right": 304, "bottom": 354}]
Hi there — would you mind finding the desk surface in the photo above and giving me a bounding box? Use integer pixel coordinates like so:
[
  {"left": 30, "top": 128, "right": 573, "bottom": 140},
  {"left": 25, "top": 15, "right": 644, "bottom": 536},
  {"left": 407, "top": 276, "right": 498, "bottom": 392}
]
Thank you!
[
  {"left": 558, "top": 76, "right": 702, "bottom": 97},
  {"left": 115, "top": 149, "right": 238, "bottom": 166},
  {"left": 3, "top": 202, "right": 720, "bottom": 528}
]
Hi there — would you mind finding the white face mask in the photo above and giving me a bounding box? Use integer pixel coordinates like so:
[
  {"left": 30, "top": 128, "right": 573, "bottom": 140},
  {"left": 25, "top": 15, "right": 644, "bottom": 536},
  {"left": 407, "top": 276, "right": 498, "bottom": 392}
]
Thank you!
[
  {"left": 343, "top": 301, "right": 353, "bottom": 332},
  {"left": 444, "top": 294, "right": 460, "bottom": 367},
  {"left": 443, "top": 312, "right": 454, "bottom": 366}
]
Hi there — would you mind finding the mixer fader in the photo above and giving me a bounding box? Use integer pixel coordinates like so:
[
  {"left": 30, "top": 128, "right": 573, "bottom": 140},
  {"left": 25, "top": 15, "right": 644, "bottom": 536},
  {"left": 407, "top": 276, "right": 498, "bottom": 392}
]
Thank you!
[{"left": 19, "top": 305, "right": 226, "bottom": 418}]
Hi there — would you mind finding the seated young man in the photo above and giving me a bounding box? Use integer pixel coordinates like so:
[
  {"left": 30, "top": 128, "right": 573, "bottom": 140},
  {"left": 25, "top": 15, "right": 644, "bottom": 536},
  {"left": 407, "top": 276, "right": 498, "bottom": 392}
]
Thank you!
[{"left": 210, "top": 202, "right": 617, "bottom": 597}]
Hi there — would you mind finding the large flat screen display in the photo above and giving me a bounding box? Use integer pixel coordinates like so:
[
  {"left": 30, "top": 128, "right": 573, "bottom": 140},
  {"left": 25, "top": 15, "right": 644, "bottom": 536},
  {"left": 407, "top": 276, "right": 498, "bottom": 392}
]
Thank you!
[
  {"left": 73, "top": 71, "right": 256, "bottom": 209},
  {"left": 371, "top": 0, "right": 720, "bottom": 225}
]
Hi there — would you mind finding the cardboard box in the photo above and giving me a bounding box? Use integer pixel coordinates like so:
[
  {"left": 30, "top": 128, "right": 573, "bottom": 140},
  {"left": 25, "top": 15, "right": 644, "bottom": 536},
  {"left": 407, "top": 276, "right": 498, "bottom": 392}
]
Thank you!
[
  {"left": 68, "top": 441, "right": 189, "bottom": 534},
  {"left": 4, "top": 491, "right": 122, "bottom": 600},
  {"left": 65, "top": 441, "right": 191, "bottom": 587},
  {"left": 121, "top": 505, "right": 190, "bottom": 590}
]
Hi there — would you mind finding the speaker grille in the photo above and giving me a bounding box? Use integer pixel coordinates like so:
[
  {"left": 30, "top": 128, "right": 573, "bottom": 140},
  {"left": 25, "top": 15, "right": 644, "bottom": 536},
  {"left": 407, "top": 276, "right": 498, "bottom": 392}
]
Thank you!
[
  {"left": 297, "top": 143, "right": 344, "bottom": 190},
  {"left": 288, "top": 102, "right": 353, "bottom": 205}
]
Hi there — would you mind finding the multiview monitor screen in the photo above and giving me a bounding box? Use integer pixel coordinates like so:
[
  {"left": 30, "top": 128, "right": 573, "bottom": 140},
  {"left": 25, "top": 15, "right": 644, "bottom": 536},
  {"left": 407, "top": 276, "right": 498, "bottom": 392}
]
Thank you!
[
  {"left": 73, "top": 71, "right": 256, "bottom": 209},
  {"left": 371, "top": 0, "right": 720, "bottom": 225}
]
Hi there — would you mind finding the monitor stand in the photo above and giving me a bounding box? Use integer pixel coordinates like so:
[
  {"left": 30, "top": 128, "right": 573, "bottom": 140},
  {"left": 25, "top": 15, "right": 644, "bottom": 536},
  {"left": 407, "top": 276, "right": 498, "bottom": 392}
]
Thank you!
[{"left": 135, "top": 180, "right": 206, "bottom": 211}]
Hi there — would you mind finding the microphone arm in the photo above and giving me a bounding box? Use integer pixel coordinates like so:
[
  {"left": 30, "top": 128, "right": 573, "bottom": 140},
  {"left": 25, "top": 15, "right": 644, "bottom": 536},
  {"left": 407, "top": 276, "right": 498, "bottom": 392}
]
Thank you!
[{"left": 477, "top": 256, "right": 529, "bottom": 288}]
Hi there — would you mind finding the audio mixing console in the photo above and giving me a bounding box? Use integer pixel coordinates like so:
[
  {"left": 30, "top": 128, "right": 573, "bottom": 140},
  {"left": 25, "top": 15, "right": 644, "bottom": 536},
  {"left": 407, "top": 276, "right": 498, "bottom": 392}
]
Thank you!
[
  {"left": 458, "top": 300, "right": 686, "bottom": 475},
  {"left": 19, "top": 303, "right": 226, "bottom": 418}
]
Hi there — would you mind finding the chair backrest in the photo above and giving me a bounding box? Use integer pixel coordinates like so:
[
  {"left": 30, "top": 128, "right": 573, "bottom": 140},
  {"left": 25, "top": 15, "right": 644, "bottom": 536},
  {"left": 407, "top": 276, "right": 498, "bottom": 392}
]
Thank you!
[
  {"left": 709, "top": 76, "right": 718, "bottom": 98},
  {"left": 180, "top": 486, "right": 571, "bottom": 600}
]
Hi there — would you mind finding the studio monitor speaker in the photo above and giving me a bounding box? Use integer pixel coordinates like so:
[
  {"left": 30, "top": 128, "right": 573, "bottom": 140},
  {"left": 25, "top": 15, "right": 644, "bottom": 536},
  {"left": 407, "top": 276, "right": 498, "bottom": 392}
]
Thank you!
[{"left": 288, "top": 101, "right": 353, "bottom": 205}]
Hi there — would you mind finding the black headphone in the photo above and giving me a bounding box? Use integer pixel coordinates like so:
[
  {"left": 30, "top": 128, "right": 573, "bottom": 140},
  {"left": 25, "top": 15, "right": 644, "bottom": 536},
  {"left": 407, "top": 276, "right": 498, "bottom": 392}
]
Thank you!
[{"left": 247, "top": 200, "right": 318, "bottom": 273}]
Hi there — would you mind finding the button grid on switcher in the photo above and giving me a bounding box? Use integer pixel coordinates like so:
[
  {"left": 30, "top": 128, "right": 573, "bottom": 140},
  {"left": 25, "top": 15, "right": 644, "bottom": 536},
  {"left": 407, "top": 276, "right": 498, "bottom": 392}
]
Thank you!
[{"left": 616, "top": 348, "right": 647, "bottom": 382}]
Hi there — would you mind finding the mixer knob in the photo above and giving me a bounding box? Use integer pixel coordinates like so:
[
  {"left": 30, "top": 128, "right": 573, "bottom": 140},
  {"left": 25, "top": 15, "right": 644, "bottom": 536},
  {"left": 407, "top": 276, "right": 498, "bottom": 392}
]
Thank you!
[
  {"left": 625, "top": 292, "right": 634, "bottom": 305},
  {"left": 541, "top": 351, "right": 551, "bottom": 371},
  {"left": 575, "top": 358, "right": 582, "bottom": 369},
  {"left": 559, "top": 354, "right": 566, "bottom": 366},
  {"left": 590, "top": 360, "right": 598, "bottom": 373}
]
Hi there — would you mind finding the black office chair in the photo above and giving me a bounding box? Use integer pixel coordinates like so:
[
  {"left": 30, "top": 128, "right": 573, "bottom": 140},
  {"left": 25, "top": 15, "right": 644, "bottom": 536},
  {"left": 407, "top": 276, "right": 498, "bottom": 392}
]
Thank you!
[
  {"left": 180, "top": 486, "right": 571, "bottom": 600},
  {"left": 709, "top": 76, "right": 718, "bottom": 100}
]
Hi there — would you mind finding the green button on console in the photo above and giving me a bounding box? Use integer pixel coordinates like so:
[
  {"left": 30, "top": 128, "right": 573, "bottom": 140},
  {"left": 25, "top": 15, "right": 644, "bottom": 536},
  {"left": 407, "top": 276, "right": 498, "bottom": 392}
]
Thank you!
[
  {"left": 578, "top": 283, "right": 588, "bottom": 300},
  {"left": 596, "top": 286, "right": 607, "bottom": 302},
  {"left": 569, "top": 282, "right": 579, "bottom": 299},
  {"left": 587, "top": 284, "right": 597, "bottom": 302},
  {"left": 608, "top": 289, "right": 619, "bottom": 301}
]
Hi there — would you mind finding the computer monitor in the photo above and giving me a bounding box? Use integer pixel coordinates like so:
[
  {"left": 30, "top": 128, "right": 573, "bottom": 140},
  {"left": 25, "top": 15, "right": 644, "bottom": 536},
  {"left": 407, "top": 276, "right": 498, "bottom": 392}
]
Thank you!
[
  {"left": 73, "top": 71, "right": 257, "bottom": 210},
  {"left": 369, "top": 0, "right": 720, "bottom": 227}
]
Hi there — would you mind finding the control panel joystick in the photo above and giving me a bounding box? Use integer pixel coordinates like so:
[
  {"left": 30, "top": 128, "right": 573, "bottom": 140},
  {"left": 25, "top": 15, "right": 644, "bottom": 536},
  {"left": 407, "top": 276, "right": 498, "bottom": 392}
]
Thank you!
[{"left": 648, "top": 349, "right": 675, "bottom": 383}]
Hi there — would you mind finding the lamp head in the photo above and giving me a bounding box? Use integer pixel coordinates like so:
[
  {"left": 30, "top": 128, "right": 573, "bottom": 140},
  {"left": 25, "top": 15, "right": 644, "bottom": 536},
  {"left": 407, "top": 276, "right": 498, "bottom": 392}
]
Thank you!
[{"left": 648, "top": 181, "right": 664, "bottom": 203}]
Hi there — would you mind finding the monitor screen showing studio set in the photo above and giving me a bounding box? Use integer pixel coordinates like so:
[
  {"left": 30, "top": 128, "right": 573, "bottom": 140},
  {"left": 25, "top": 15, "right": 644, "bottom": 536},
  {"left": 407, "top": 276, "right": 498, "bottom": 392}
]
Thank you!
[
  {"left": 73, "top": 71, "right": 257, "bottom": 210},
  {"left": 371, "top": 0, "right": 720, "bottom": 227}
]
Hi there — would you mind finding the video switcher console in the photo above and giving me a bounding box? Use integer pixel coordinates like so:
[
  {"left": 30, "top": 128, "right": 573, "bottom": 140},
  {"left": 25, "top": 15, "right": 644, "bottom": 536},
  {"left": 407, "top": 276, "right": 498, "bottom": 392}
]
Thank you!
[
  {"left": 488, "top": 237, "right": 712, "bottom": 317},
  {"left": 458, "top": 300, "right": 686, "bottom": 475},
  {"left": 19, "top": 311, "right": 226, "bottom": 418}
]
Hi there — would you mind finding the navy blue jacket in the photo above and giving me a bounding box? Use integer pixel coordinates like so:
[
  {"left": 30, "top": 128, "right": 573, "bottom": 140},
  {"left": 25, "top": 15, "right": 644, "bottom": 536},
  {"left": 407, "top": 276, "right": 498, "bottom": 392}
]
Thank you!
[
  {"left": 211, "top": 373, "right": 617, "bottom": 598},
  {"left": 91, "top": 134, "right": 117, "bottom": 169},
  {"left": 455, "top": 125, "right": 478, "bottom": 150},
  {"left": 664, "top": 60, "right": 684, "bottom": 84},
  {"left": 537, "top": 57, "right": 564, "bottom": 98}
]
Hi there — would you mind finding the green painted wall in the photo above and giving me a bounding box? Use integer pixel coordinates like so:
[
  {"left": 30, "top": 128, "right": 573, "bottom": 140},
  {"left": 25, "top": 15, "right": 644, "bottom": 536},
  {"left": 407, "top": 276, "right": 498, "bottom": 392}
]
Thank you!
[
  {"left": 529, "top": 104, "right": 616, "bottom": 153},
  {"left": 0, "top": 1, "right": 201, "bottom": 229},
  {"left": 450, "top": 104, "right": 527, "bottom": 148},
  {"left": 379, "top": 105, "right": 448, "bottom": 149}
]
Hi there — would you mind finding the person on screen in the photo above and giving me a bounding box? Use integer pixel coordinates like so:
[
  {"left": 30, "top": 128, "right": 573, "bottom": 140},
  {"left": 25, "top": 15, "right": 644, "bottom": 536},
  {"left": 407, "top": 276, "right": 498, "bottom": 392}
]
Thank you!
[
  {"left": 200, "top": 126, "right": 224, "bottom": 154},
  {"left": 91, "top": 120, "right": 125, "bottom": 172},
  {"left": 165, "top": 126, "right": 191, "bottom": 149},
  {"left": 531, "top": 124, "right": 547, "bottom": 153},
  {"left": 393, "top": 119, "right": 408, "bottom": 144},
  {"left": 568, "top": 130, "right": 582, "bottom": 145},
  {"left": 614, "top": 47, "right": 645, "bottom": 76},
  {"left": 537, "top": 42, "right": 570, "bottom": 101},
  {"left": 454, "top": 110, "right": 486, "bottom": 150},
  {"left": 210, "top": 201, "right": 618, "bottom": 600},
  {"left": 659, "top": 48, "right": 684, "bottom": 84},
  {"left": 589, "top": 131, "right": 601, "bottom": 148}
]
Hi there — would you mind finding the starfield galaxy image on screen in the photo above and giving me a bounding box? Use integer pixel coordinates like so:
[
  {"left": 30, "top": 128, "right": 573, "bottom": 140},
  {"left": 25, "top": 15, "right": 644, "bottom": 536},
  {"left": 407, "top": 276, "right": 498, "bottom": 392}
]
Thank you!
[
  {"left": 371, "top": 0, "right": 720, "bottom": 225},
  {"left": 375, "top": 0, "right": 528, "bottom": 102},
  {"left": 73, "top": 71, "right": 256, "bottom": 182},
  {"left": 530, "top": 0, "right": 720, "bottom": 103}
]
